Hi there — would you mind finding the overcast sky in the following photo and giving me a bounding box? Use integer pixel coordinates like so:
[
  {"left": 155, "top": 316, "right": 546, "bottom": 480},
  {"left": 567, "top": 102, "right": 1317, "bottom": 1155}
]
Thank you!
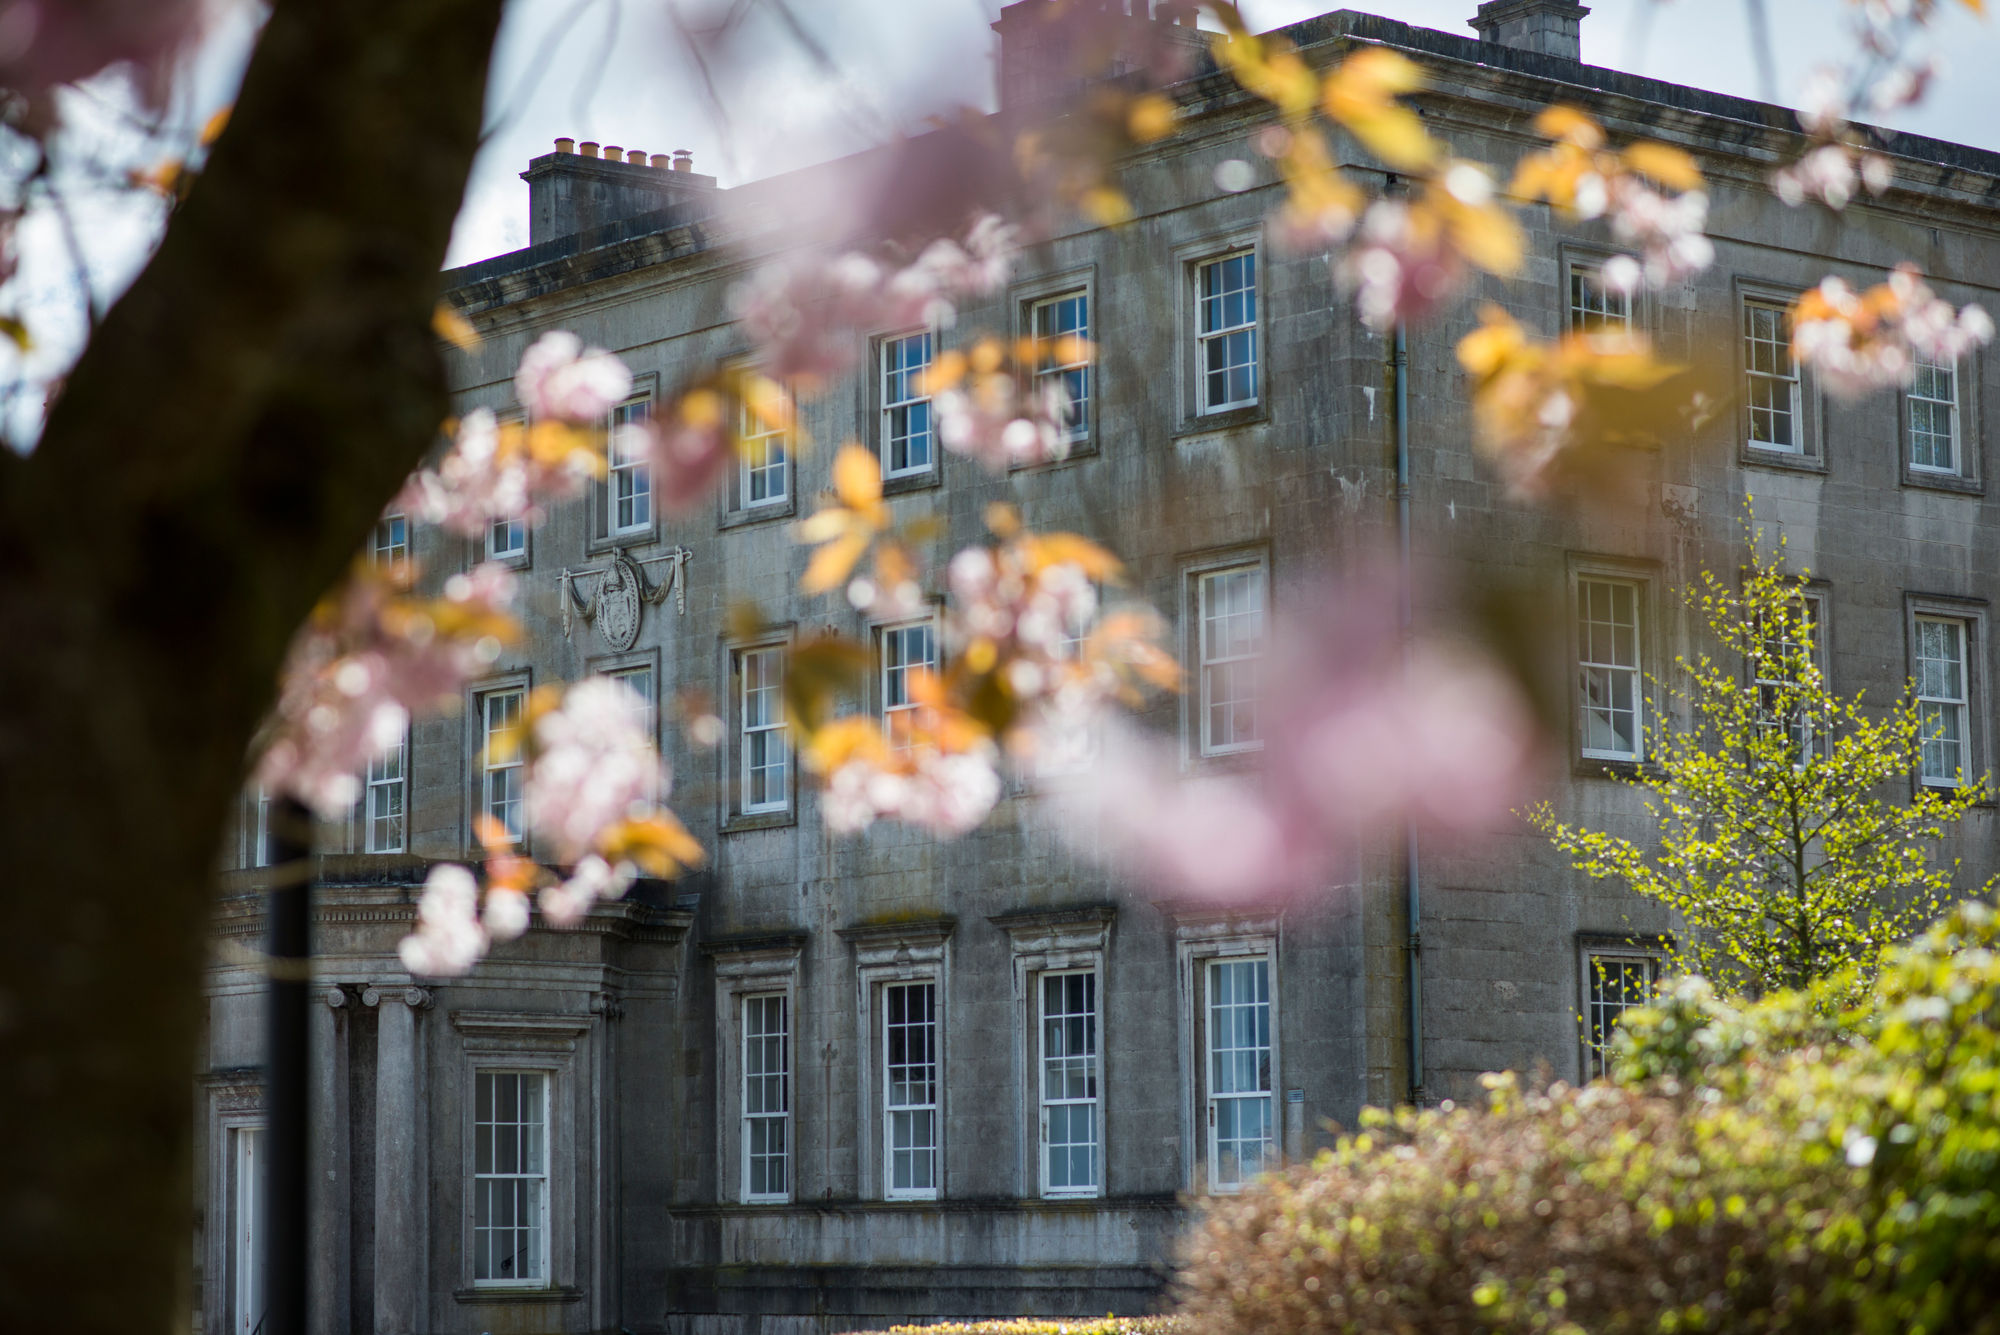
[{"left": 443, "top": 0, "right": 2000, "bottom": 266}]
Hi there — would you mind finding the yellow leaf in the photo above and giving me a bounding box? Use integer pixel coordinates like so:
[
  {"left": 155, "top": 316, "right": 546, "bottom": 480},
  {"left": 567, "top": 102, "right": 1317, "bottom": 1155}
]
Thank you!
[
  {"left": 199, "top": 104, "right": 232, "bottom": 146},
  {"left": 1621, "top": 141, "right": 1704, "bottom": 192},
  {"left": 1127, "top": 92, "right": 1176, "bottom": 143},
  {"left": 795, "top": 510, "right": 853, "bottom": 544},
  {"left": 1081, "top": 186, "right": 1133, "bottom": 227},
  {"left": 832, "top": 444, "right": 881, "bottom": 509},
  {"left": 0, "top": 315, "right": 31, "bottom": 351},
  {"left": 802, "top": 531, "right": 871, "bottom": 596},
  {"left": 984, "top": 502, "right": 1021, "bottom": 537},
  {"left": 1532, "top": 104, "right": 1603, "bottom": 147},
  {"left": 680, "top": 387, "right": 724, "bottom": 429},
  {"left": 1449, "top": 202, "right": 1525, "bottom": 277},
  {"left": 432, "top": 303, "right": 482, "bottom": 351},
  {"left": 1456, "top": 306, "right": 1528, "bottom": 377}
]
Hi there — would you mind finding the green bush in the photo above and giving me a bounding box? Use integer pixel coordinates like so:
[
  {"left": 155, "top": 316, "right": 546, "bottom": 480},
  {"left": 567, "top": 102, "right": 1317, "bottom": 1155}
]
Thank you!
[
  {"left": 1176, "top": 902, "right": 2000, "bottom": 1335},
  {"left": 858, "top": 1322, "right": 1182, "bottom": 1335}
]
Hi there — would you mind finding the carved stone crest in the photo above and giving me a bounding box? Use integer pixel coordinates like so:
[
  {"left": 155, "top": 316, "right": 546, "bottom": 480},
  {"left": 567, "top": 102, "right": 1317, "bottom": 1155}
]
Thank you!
[
  {"left": 559, "top": 545, "right": 692, "bottom": 648},
  {"left": 594, "top": 551, "right": 643, "bottom": 652}
]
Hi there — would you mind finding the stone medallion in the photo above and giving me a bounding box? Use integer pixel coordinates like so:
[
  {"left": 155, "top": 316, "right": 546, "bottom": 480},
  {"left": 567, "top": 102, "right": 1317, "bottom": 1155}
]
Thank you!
[{"left": 596, "top": 550, "right": 643, "bottom": 652}]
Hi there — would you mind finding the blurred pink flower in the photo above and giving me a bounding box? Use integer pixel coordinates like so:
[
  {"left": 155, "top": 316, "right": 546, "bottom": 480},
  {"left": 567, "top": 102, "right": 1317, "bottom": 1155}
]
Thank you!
[
  {"left": 1604, "top": 177, "right": 1713, "bottom": 288},
  {"left": 1338, "top": 199, "right": 1465, "bottom": 332},
  {"left": 1059, "top": 575, "right": 1538, "bottom": 902},
  {"left": 537, "top": 854, "right": 634, "bottom": 929},
  {"left": 258, "top": 562, "right": 516, "bottom": 815},
  {"left": 730, "top": 215, "right": 1016, "bottom": 383},
  {"left": 399, "top": 865, "right": 490, "bottom": 977},
  {"left": 822, "top": 744, "right": 1003, "bottom": 838},
  {"left": 638, "top": 413, "right": 733, "bottom": 515},
  {"left": 1773, "top": 142, "right": 1893, "bottom": 211},
  {"left": 1794, "top": 264, "right": 1994, "bottom": 398},
  {"left": 514, "top": 330, "right": 633, "bottom": 424},
  {"left": 524, "top": 677, "right": 668, "bottom": 864},
  {"left": 936, "top": 374, "right": 1071, "bottom": 470}
]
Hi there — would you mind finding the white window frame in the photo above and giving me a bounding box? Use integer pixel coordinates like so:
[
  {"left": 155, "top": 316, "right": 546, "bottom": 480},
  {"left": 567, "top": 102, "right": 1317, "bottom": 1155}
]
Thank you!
[
  {"left": 605, "top": 662, "right": 656, "bottom": 741},
  {"left": 1743, "top": 296, "right": 1803, "bottom": 455},
  {"left": 708, "top": 937, "right": 804, "bottom": 1204},
  {"left": 1907, "top": 347, "right": 1961, "bottom": 476},
  {"left": 470, "top": 1068, "right": 551, "bottom": 1289},
  {"left": 1752, "top": 591, "right": 1827, "bottom": 766},
  {"left": 843, "top": 920, "right": 952, "bottom": 1202},
  {"left": 879, "top": 617, "right": 938, "bottom": 744},
  {"left": 1195, "top": 562, "right": 1266, "bottom": 757},
  {"left": 1031, "top": 290, "right": 1091, "bottom": 446},
  {"left": 1037, "top": 968, "right": 1102, "bottom": 1198},
  {"left": 229, "top": 1124, "right": 265, "bottom": 1335},
  {"left": 1203, "top": 955, "right": 1275, "bottom": 1193},
  {"left": 739, "top": 644, "right": 790, "bottom": 815},
  {"left": 487, "top": 515, "right": 527, "bottom": 562},
  {"left": 606, "top": 396, "right": 654, "bottom": 537},
  {"left": 995, "top": 907, "right": 1113, "bottom": 1200},
  {"left": 739, "top": 380, "right": 790, "bottom": 507},
  {"left": 1576, "top": 574, "right": 1647, "bottom": 763},
  {"left": 371, "top": 513, "right": 408, "bottom": 568},
  {"left": 881, "top": 330, "right": 935, "bottom": 479},
  {"left": 1174, "top": 913, "right": 1279, "bottom": 1196},
  {"left": 741, "top": 992, "right": 791, "bottom": 1204},
  {"left": 1566, "top": 260, "right": 1632, "bottom": 335},
  {"left": 883, "top": 980, "right": 941, "bottom": 1200},
  {"left": 478, "top": 685, "right": 526, "bottom": 846},
  {"left": 247, "top": 785, "right": 272, "bottom": 868},
  {"left": 364, "top": 731, "right": 407, "bottom": 854},
  {"left": 1196, "top": 251, "right": 1259, "bottom": 414},
  {"left": 1578, "top": 940, "right": 1663, "bottom": 1082},
  {"left": 1915, "top": 614, "right": 1972, "bottom": 788}
]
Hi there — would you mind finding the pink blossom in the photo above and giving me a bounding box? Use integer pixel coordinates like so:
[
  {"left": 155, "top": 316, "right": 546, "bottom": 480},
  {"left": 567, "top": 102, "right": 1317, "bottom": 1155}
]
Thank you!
[
  {"left": 636, "top": 414, "right": 733, "bottom": 515},
  {"left": 258, "top": 563, "right": 516, "bottom": 815},
  {"left": 822, "top": 744, "right": 1003, "bottom": 837},
  {"left": 538, "top": 854, "right": 635, "bottom": 928},
  {"left": 730, "top": 215, "right": 1016, "bottom": 382},
  {"left": 514, "top": 331, "right": 633, "bottom": 424},
  {"left": 1337, "top": 200, "right": 1465, "bottom": 333},
  {"left": 524, "top": 677, "right": 668, "bottom": 864},
  {"left": 398, "top": 865, "right": 490, "bottom": 977},
  {"left": 935, "top": 375, "right": 1071, "bottom": 470},
  {"left": 1056, "top": 575, "right": 1537, "bottom": 902},
  {"left": 1605, "top": 178, "right": 1713, "bottom": 287},
  {"left": 1773, "top": 143, "right": 1893, "bottom": 211},
  {"left": 396, "top": 409, "right": 568, "bottom": 538},
  {"left": 1793, "top": 264, "right": 1994, "bottom": 398}
]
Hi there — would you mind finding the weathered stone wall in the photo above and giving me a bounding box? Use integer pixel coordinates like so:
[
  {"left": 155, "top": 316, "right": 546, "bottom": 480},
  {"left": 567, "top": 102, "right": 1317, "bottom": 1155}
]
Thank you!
[{"left": 198, "top": 6, "right": 2000, "bottom": 1332}]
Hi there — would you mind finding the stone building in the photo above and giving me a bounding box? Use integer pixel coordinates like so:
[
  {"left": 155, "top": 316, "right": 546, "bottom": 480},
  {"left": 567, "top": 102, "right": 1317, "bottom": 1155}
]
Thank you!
[{"left": 197, "top": 3, "right": 2000, "bottom": 1332}]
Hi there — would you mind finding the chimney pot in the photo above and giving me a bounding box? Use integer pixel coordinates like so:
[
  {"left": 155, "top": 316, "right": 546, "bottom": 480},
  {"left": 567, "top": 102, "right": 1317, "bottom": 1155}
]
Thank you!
[
  {"left": 554, "top": 136, "right": 576, "bottom": 154},
  {"left": 671, "top": 149, "right": 693, "bottom": 173},
  {"left": 650, "top": 153, "right": 672, "bottom": 169},
  {"left": 602, "top": 145, "right": 622, "bottom": 162},
  {"left": 627, "top": 149, "right": 647, "bottom": 164},
  {"left": 1471, "top": 0, "right": 1589, "bottom": 61},
  {"left": 579, "top": 140, "right": 600, "bottom": 158}
]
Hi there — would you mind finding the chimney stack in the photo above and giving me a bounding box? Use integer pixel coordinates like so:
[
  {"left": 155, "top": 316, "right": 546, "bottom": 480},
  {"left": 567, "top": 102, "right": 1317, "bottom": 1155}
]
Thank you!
[
  {"left": 1470, "top": 0, "right": 1589, "bottom": 62},
  {"left": 523, "top": 137, "right": 718, "bottom": 246}
]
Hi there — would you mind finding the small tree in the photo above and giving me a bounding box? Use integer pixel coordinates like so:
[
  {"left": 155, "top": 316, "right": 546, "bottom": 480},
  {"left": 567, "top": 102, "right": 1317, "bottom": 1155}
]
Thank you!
[{"left": 1530, "top": 534, "right": 1988, "bottom": 996}]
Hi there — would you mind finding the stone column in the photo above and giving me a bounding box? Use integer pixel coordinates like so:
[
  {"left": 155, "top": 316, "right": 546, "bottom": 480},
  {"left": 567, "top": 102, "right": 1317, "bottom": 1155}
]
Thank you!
[
  {"left": 364, "top": 985, "right": 430, "bottom": 1335},
  {"left": 310, "top": 988, "right": 352, "bottom": 1335}
]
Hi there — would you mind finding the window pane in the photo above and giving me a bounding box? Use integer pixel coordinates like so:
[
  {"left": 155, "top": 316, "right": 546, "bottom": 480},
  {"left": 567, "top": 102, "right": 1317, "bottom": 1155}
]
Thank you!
[{"left": 473, "top": 1070, "right": 547, "bottom": 1283}]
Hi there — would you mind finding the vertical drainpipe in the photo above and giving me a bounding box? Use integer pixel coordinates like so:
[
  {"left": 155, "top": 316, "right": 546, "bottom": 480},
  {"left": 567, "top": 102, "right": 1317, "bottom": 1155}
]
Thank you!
[{"left": 1393, "top": 320, "right": 1425, "bottom": 1107}]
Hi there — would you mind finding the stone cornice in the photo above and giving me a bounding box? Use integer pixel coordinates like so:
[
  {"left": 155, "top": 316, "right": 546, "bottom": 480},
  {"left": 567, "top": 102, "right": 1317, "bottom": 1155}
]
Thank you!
[{"left": 699, "top": 929, "right": 810, "bottom": 958}]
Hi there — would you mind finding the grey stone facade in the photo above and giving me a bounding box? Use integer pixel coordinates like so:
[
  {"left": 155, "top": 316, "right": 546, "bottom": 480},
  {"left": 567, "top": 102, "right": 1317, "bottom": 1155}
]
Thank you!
[{"left": 197, "top": 5, "right": 2000, "bottom": 1332}]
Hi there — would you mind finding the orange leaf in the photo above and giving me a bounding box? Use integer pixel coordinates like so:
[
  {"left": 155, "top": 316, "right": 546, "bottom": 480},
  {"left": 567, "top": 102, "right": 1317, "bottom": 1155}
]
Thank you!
[
  {"left": 1621, "top": 141, "right": 1704, "bottom": 193},
  {"left": 802, "top": 531, "right": 872, "bottom": 596},
  {"left": 832, "top": 443, "right": 881, "bottom": 510},
  {"left": 432, "top": 303, "right": 482, "bottom": 351}
]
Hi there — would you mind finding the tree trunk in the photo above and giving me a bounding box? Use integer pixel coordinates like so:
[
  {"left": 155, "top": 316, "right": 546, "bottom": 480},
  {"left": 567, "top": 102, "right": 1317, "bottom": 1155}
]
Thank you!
[{"left": 0, "top": 0, "right": 504, "bottom": 1327}]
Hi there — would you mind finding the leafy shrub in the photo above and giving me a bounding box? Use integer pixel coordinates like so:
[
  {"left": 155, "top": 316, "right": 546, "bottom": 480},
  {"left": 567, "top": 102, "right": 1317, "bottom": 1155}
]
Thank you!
[
  {"left": 856, "top": 1322, "right": 1182, "bottom": 1335},
  {"left": 1176, "top": 902, "right": 2000, "bottom": 1335}
]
